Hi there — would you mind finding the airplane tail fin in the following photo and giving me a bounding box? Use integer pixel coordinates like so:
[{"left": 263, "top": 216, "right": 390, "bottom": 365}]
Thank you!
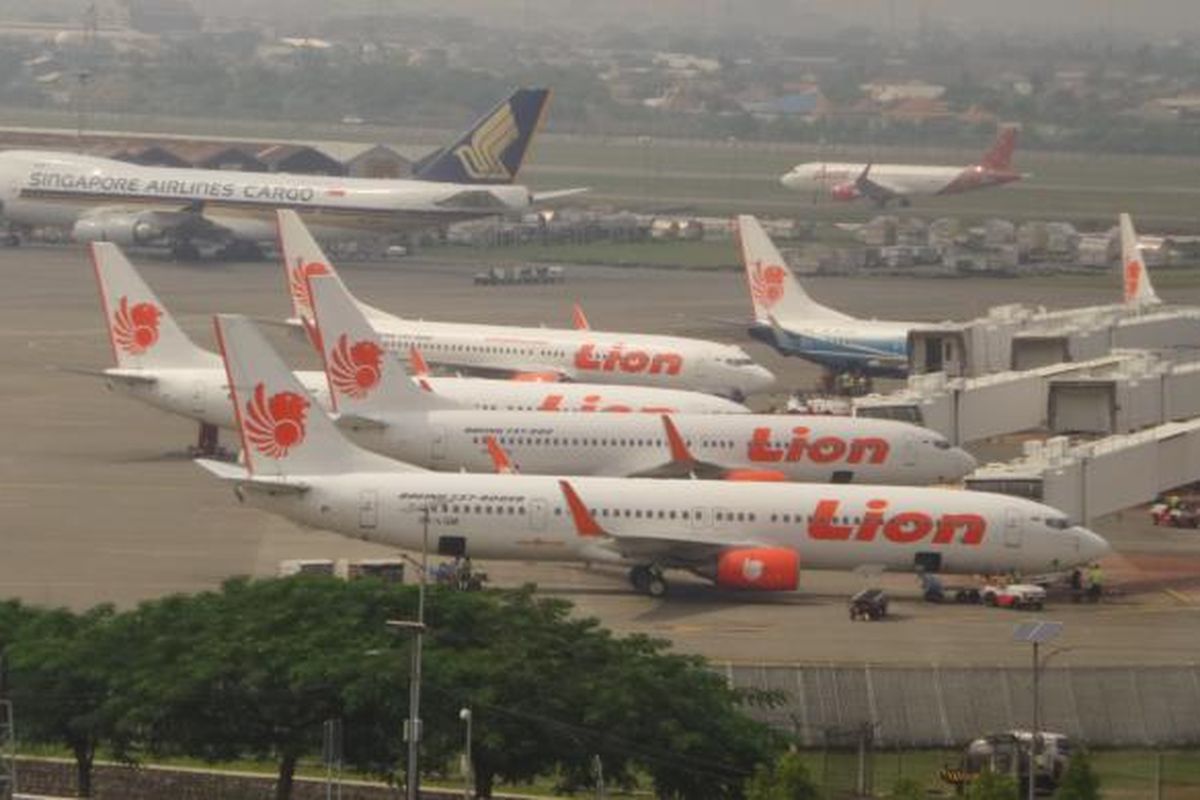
[
  {"left": 213, "top": 314, "right": 415, "bottom": 477},
  {"left": 980, "top": 126, "right": 1018, "bottom": 171},
  {"left": 276, "top": 209, "right": 347, "bottom": 328},
  {"left": 1120, "top": 213, "right": 1162, "bottom": 309},
  {"left": 307, "top": 273, "right": 456, "bottom": 416},
  {"left": 89, "top": 242, "right": 219, "bottom": 371},
  {"left": 735, "top": 214, "right": 851, "bottom": 324},
  {"left": 411, "top": 88, "right": 550, "bottom": 184}
]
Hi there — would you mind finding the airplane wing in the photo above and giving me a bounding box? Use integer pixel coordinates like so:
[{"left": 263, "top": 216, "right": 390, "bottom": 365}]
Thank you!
[
  {"left": 558, "top": 479, "right": 762, "bottom": 566},
  {"left": 532, "top": 187, "right": 589, "bottom": 204},
  {"left": 854, "top": 164, "right": 907, "bottom": 204},
  {"left": 55, "top": 366, "right": 158, "bottom": 385},
  {"left": 80, "top": 203, "right": 234, "bottom": 244}
]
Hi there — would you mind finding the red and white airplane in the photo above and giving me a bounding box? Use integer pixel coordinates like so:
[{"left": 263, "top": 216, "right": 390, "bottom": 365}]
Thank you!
[
  {"left": 83, "top": 243, "right": 748, "bottom": 447},
  {"left": 780, "top": 127, "right": 1022, "bottom": 207},
  {"left": 307, "top": 270, "right": 976, "bottom": 484},
  {"left": 197, "top": 313, "right": 1110, "bottom": 597},
  {"left": 1120, "top": 212, "right": 1162, "bottom": 310},
  {"left": 277, "top": 210, "right": 776, "bottom": 400}
]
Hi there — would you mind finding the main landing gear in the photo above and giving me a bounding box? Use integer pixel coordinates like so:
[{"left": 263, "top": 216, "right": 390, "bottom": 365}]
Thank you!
[{"left": 629, "top": 564, "right": 669, "bottom": 598}]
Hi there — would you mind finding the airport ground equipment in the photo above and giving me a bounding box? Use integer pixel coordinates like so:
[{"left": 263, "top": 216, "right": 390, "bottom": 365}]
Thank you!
[
  {"left": 855, "top": 349, "right": 1200, "bottom": 444},
  {"left": 940, "top": 730, "right": 1071, "bottom": 796},
  {"left": 966, "top": 417, "right": 1200, "bottom": 522},
  {"left": 848, "top": 588, "right": 889, "bottom": 621},
  {"left": 909, "top": 303, "right": 1200, "bottom": 379}
]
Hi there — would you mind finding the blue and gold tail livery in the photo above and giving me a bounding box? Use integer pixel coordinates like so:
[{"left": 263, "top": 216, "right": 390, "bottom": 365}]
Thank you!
[{"left": 412, "top": 88, "right": 550, "bottom": 184}]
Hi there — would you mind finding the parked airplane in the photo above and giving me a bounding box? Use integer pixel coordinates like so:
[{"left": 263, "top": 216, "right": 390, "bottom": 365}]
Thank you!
[
  {"left": 198, "top": 313, "right": 1109, "bottom": 597},
  {"left": 306, "top": 271, "right": 975, "bottom": 484},
  {"left": 781, "top": 127, "right": 1021, "bottom": 207},
  {"left": 82, "top": 243, "right": 748, "bottom": 450},
  {"left": 278, "top": 210, "right": 775, "bottom": 399},
  {"left": 0, "top": 89, "right": 578, "bottom": 258},
  {"left": 1120, "top": 212, "right": 1162, "bottom": 310},
  {"left": 737, "top": 214, "right": 913, "bottom": 377}
]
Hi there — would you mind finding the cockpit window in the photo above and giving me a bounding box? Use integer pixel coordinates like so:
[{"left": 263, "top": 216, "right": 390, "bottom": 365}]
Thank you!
[
  {"left": 1047, "top": 517, "right": 1070, "bottom": 530},
  {"left": 926, "top": 438, "right": 952, "bottom": 450},
  {"left": 725, "top": 357, "right": 755, "bottom": 366}
]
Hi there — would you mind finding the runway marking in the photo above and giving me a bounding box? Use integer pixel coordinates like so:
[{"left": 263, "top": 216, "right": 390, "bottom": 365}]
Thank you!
[{"left": 1164, "top": 588, "right": 1194, "bottom": 605}]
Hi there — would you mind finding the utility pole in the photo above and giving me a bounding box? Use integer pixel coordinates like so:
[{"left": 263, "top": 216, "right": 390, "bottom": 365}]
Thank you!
[{"left": 390, "top": 504, "right": 431, "bottom": 800}]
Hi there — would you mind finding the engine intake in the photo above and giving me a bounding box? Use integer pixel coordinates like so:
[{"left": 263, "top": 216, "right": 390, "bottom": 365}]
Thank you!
[{"left": 72, "top": 213, "right": 164, "bottom": 246}]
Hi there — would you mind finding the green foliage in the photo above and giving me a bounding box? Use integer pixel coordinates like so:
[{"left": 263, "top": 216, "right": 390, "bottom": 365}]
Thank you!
[
  {"left": 1054, "top": 750, "right": 1102, "bottom": 800},
  {"left": 889, "top": 776, "right": 925, "bottom": 800},
  {"left": 966, "top": 770, "right": 1020, "bottom": 800},
  {"left": 745, "top": 751, "right": 821, "bottom": 800}
]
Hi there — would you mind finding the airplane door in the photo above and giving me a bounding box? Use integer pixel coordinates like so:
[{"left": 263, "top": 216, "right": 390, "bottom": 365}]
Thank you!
[
  {"left": 359, "top": 489, "right": 378, "bottom": 530},
  {"left": 902, "top": 439, "right": 917, "bottom": 467},
  {"left": 690, "top": 507, "right": 711, "bottom": 530},
  {"left": 191, "top": 381, "right": 206, "bottom": 417},
  {"left": 529, "top": 499, "right": 547, "bottom": 532},
  {"left": 430, "top": 425, "right": 447, "bottom": 461},
  {"left": 1003, "top": 508, "right": 1022, "bottom": 548}
]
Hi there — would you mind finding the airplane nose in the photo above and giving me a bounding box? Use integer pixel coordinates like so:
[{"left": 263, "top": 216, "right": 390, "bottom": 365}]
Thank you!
[
  {"left": 1077, "top": 527, "right": 1112, "bottom": 562},
  {"left": 951, "top": 447, "right": 978, "bottom": 477},
  {"left": 780, "top": 172, "right": 798, "bottom": 189},
  {"left": 748, "top": 364, "right": 776, "bottom": 393}
]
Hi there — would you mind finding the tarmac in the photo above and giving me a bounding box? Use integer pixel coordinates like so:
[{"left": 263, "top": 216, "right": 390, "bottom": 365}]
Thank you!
[{"left": 1, "top": 244, "right": 1198, "bottom": 668}]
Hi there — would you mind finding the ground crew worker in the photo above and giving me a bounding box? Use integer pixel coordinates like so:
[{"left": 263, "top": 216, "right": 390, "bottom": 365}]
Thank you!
[{"left": 1086, "top": 562, "right": 1104, "bottom": 602}]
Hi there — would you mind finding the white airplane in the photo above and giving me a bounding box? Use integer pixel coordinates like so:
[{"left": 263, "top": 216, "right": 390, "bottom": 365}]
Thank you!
[
  {"left": 0, "top": 89, "right": 580, "bottom": 258},
  {"left": 781, "top": 127, "right": 1022, "bottom": 207},
  {"left": 278, "top": 209, "right": 776, "bottom": 399},
  {"left": 82, "top": 242, "right": 749, "bottom": 449},
  {"left": 738, "top": 214, "right": 914, "bottom": 377},
  {"left": 307, "top": 270, "right": 976, "bottom": 484},
  {"left": 197, "top": 313, "right": 1110, "bottom": 597},
  {"left": 1120, "top": 212, "right": 1162, "bottom": 310}
]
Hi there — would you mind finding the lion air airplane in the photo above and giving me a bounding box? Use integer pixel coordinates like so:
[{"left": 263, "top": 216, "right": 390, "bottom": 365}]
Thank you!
[
  {"left": 780, "top": 127, "right": 1021, "bottom": 207},
  {"left": 83, "top": 243, "right": 748, "bottom": 449},
  {"left": 1120, "top": 212, "right": 1162, "bottom": 310},
  {"left": 306, "top": 271, "right": 976, "bottom": 484},
  {"left": 196, "top": 313, "right": 1109, "bottom": 597},
  {"left": 0, "top": 89, "right": 580, "bottom": 258},
  {"left": 278, "top": 210, "right": 775, "bottom": 399}
]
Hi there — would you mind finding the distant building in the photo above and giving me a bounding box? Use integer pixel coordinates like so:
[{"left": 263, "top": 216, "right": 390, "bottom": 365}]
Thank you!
[
  {"left": 256, "top": 144, "right": 346, "bottom": 176},
  {"left": 318, "top": 143, "right": 413, "bottom": 179}
]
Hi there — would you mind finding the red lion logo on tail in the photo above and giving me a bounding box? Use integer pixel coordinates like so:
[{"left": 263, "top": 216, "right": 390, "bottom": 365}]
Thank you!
[
  {"left": 244, "top": 383, "right": 310, "bottom": 459},
  {"left": 112, "top": 296, "right": 162, "bottom": 355},
  {"left": 289, "top": 261, "right": 330, "bottom": 313},
  {"left": 329, "top": 334, "right": 383, "bottom": 399},
  {"left": 1124, "top": 258, "right": 1141, "bottom": 302},
  {"left": 750, "top": 261, "right": 786, "bottom": 309}
]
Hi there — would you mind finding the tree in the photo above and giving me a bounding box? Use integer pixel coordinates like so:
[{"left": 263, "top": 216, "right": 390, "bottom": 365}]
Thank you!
[
  {"left": 745, "top": 751, "right": 820, "bottom": 800},
  {"left": 1054, "top": 751, "right": 1101, "bottom": 800},
  {"left": 5, "top": 605, "right": 130, "bottom": 797},
  {"left": 889, "top": 776, "right": 925, "bottom": 800}
]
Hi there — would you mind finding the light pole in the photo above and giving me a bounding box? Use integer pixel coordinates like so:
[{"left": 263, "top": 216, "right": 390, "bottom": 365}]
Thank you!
[
  {"left": 1012, "top": 620, "right": 1063, "bottom": 800},
  {"left": 389, "top": 503, "right": 431, "bottom": 800},
  {"left": 459, "top": 707, "right": 473, "bottom": 799}
]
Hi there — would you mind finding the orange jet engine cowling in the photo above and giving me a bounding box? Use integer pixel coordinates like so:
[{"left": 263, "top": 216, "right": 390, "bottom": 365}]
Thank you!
[{"left": 715, "top": 547, "right": 799, "bottom": 591}]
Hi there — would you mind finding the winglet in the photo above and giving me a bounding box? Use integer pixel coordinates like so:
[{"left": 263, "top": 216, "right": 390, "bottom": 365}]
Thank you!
[
  {"left": 484, "top": 435, "right": 517, "bottom": 474},
  {"left": 660, "top": 414, "right": 695, "bottom": 465},
  {"left": 557, "top": 479, "right": 605, "bottom": 538},
  {"left": 572, "top": 302, "right": 590, "bottom": 331}
]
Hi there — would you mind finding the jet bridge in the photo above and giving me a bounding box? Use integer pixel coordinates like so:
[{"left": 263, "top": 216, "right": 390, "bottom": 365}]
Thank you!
[
  {"left": 854, "top": 351, "right": 1200, "bottom": 444},
  {"left": 965, "top": 419, "right": 1200, "bottom": 522},
  {"left": 909, "top": 304, "right": 1200, "bottom": 379}
]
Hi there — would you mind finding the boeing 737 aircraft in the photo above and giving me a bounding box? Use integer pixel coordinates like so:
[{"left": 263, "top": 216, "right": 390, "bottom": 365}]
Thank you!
[
  {"left": 306, "top": 270, "right": 975, "bottom": 484},
  {"left": 0, "top": 88, "right": 577, "bottom": 258},
  {"left": 83, "top": 242, "right": 747, "bottom": 450},
  {"left": 279, "top": 210, "right": 775, "bottom": 399},
  {"left": 738, "top": 214, "right": 914, "bottom": 377},
  {"left": 196, "top": 313, "right": 1109, "bottom": 598},
  {"left": 781, "top": 127, "right": 1021, "bottom": 207}
]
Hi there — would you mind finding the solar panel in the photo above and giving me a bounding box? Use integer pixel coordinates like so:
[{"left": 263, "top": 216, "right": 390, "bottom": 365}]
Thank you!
[{"left": 1012, "top": 620, "right": 1064, "bottom": 643}]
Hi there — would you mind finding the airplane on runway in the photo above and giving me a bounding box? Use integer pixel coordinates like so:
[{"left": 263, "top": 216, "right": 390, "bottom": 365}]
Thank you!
[
  {"left": 0, "top": 88, "right": 581, "bottom": 258},
  {"left": 278, "top": 209, "right": 776, "bottom": 399},
  {"left": 780, "top": 126, "right": 1022, "bottom": 207},
  {"left": 305, "top": 270, "right": 976, "bottom": 484},
  {"left": 83, "top": 243, "right": 750, "bottom": 450},
  {"left": 737, "top": 214, "right": 914, "bottom": 377},
  {"left": 196, "top": 312, "right": 1110, "bottom": 598},
  {"left": 1120, "top": 212, "right": 1162, "bottom": 310}
]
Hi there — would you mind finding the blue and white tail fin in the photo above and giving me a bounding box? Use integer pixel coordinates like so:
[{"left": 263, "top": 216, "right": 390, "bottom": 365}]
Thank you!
[
  {"left": 213, "top": 314, "right": 416, "bottom": 477},
  {"left": 89, "top": 242, "right": 219, "bottom": 370},
  {"left": 411, "top": 88, "right": 550, "bottom": 184},
  {"left": 307, "top": 273, "right": 456, "bottom": 416},
  {"left": 735, "top": 214, "right": 852, "bottom": 324},
  {"left": 1120, "top": 213, "right": 1162, "bottom": 309},
  {"left": 275, "top": 210, "right": 392, "bottom": 332}
]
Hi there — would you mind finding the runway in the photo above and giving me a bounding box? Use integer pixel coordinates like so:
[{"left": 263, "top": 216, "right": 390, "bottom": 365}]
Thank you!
[{"left": 1, "top": 244, "right": 1197, "bottom": 667}]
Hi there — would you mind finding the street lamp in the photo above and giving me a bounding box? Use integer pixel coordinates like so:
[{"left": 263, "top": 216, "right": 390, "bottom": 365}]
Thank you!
[
  {"left": 1012, "top": 620, "right": 1063, "bottom": 800},
  {"left": 459, "top": 707, "right": 473, "bottom": 799},
  {"left": 388, "top": 503, "right": 432, "bottom": 800}
]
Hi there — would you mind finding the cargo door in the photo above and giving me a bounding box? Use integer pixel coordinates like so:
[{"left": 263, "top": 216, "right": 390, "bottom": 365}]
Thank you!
[
  {"left": 358, "top": 489, "right": 378, "bottom": 530},
  {"left": 191, "top": 381, "right": 206, "bottom": 416}
]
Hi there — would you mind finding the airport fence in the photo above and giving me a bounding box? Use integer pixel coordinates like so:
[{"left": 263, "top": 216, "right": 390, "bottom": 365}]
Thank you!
[{"left": 723, "top": 662, "right": 1200, "bottom": 748}]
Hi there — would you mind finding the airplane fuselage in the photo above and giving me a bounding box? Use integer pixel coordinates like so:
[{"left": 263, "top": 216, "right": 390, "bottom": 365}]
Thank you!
[
  {"left": 239, "top": 471, "right": 1106, "bottom": 577},
  {"left": 751, "top": 318, "right": 913, "bottom": 377},
  {"left": 781, "top": 162, "right": 1021, "bottom": 201}
]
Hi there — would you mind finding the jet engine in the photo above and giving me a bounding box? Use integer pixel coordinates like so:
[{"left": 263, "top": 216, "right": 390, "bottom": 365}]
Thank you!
[
  {"left": 830, "top": 182, "right": 860, "bottom": 202},
  {"left": 72, "top": 212, "right": 166, "bottom": 246},
  {"left": 709, "top": 547, "right": 799, "bottom": 591}
]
